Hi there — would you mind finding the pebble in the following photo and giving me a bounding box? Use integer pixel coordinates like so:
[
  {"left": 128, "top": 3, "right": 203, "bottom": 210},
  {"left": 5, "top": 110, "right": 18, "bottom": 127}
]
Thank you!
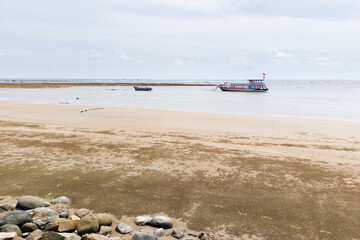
[
  {"left": 134, "top": 216, "right": 151, "bottom": 226},
  {"left": 131, "top": 232, "right": 158, "bottom": 240},
  {"left": 77, "top": 216, "right": 99, "bottom": 236},
  {"left": 20, "top": 223, "right": 38, "bottom": 233},
  {"left": 95, "top": 214, "right": 112, "bottom": 227},
  {"left": 98, "top": 226, "right": 111, "bottom": 236},
  {"left": 25, "top": 229, "right": 43, "bottom": 240},
  {"left": 115, "top": 223, "right": 132, "bottom": 234},
  {"left": 51, "top": 197, "right": 70, "bottom": 205},
  {"left": 0, "top": 211, "right": 31, "bottom": 227},
  {"left": 149, "top": 216, "right": 173, "bottom": 229},
  {"left": 171, "top": 229, "right": 184, "bottom": 239},
  {"left": 16, "top": 196, "right": 49, "bottom": 210},
  {"left": 0, "top": 224, "right": 22, "bottom": 237},
  {"left": 153, "top": 228, "right": 164, "bottom": 237},
  {"left": 32, "top": 212, "right": 59, "bottom": 230}
]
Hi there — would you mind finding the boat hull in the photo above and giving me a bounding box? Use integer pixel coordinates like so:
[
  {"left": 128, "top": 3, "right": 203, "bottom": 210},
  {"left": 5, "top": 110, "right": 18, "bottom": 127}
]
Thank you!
[
  {"left": 219, "top": 87, "right": 268, "bottom": 92},
  {"left": 134, "top": 86, "right": 152, "bottom": 91}
]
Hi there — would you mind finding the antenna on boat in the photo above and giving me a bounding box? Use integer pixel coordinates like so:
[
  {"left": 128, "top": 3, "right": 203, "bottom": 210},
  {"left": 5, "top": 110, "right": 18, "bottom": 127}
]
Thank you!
[{"left": 263, "top": 73, "right": 266, "bottom": 80}]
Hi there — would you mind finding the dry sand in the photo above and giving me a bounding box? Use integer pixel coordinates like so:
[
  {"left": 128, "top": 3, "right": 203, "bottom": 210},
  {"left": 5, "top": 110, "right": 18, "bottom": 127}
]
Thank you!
[{"left": 1, "top": 101, "right": 360, "bottom": 239}]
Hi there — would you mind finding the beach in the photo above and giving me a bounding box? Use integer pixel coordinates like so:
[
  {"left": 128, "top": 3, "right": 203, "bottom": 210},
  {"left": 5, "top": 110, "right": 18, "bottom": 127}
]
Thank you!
[{"left": 1, "top": 101, "right": 360, "bottom": 239}]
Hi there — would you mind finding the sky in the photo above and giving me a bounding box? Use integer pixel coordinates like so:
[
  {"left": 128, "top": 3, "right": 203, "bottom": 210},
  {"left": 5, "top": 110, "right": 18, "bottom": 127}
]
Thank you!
[{"left": 1, "top": 0, "right": 360, "bottom": 80}]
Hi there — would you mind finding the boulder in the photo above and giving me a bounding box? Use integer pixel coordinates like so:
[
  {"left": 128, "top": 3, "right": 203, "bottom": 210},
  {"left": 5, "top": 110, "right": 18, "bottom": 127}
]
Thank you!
[
  {"left": 0, "top": 232, "right": 16, "bottom": 240},
  {"left": 75, "top": 209, "right": 90, "bottom": 218},
  {"left": 58, "top": 220, "right": 80, "bottom": 232},
  {"left": 81, "top": 234, "right": 109, "bottom": 240},
  {"left": 134, "top": 216, "right": 151, "bottom": 226},
  {"left": 13, "top": 236, "right": 26, "bottom": 240},
  {"left": 77, "top": 216, "right": 99, "bottom": 236},
  {"left": 171, "top": 229, "right": 184, "bottom": 239},
  {"left": 16, "top": 196, "right": 49, "bottom": 210},
  {"left": 45, "top": 221, "right": 59, "bottom": 231},
  {"left": 32, "top": 211, "right": 59, "bottom": 229},
  {"left": 131, "top": 232, "right": 158, "bottom": 240},
  {"left": 153, "top": 228, "right": 164, "bottom": 237},
  {"left": 0, "top": 206, "right": 14, "bottom": 212},
  {"left": 42, "top": 232, "right": 65, "bottom": 240},
  {"left": 149, "top": 216, "right": 173, "bottom": 229},
  {"left": 0, "top": 210, "right": 31, "bottom": 227},
  {"left": 0, "top": 224, "right": 22, "bottom": 236},
  {"left": 98, "top": 226, "right": 111, "bottom": 236},
  {"left": 95, "top": 214, "right": 112, "bottom": 227},
  {"left": 21, "top": 223, "right": 38, "bottom": 233},
  {"left": 51, "top": 197, "right": 70, "bottom": 205},
  {"left": 115, "top": 223, "right": 132, "bottom": 234},
  {"left": 25, "top": 229, "right": 43, "bottom": 240}
]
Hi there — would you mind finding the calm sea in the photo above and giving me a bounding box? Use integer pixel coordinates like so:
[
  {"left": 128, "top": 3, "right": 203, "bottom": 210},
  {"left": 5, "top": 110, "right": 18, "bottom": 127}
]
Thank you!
[{"left": 0, "top": 79, "right": 359, "bottom": 121}]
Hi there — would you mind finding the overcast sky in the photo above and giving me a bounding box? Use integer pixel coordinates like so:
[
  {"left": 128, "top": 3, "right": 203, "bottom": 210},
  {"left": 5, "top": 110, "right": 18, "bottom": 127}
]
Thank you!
[{"left": 1, "top": 0, "right": 360, "bottom": 79}]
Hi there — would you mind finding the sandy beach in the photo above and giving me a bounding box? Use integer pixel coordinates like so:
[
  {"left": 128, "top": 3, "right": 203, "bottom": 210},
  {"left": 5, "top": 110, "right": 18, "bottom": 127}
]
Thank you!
[{"left": 1, "top": 101, "right": 360, "bottom": 239}]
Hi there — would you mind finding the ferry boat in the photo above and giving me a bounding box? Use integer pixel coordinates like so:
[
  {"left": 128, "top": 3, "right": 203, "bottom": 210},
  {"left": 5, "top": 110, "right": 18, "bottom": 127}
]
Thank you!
[
  {"left": 134, "top": 86, "right": 152, "bottom": 91},
  {"left": 218, "top": 74, "right": 269, "bottom": 92}
]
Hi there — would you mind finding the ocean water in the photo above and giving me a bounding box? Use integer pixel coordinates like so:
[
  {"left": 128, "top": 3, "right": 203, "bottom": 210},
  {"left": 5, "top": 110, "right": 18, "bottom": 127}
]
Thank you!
[{"left": 0, "top": 79, "right": 359, "bottom": 121}]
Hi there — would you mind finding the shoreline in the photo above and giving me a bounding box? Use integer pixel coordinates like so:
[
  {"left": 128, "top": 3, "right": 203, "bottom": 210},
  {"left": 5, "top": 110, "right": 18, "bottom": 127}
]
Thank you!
[{"left": 0, "top": 83, "right": 217, "bottom": 88}]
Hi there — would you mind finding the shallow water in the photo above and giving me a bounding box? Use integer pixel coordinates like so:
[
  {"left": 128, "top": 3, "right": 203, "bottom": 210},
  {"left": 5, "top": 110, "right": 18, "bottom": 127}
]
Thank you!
[{"left": 0, "top": 79, "right": 359, "bottom": 121}]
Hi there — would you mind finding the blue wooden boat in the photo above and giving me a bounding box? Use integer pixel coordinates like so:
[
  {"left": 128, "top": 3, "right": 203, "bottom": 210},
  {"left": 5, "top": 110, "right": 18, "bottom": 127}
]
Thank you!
[{"left": 134, "top": 86, "right": 152, "bottom": 91}]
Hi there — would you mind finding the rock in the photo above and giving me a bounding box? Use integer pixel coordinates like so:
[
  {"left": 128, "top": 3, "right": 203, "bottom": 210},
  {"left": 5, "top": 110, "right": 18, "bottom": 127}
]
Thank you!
[
  {"left": 149, "top": 216, "right": 173, "bottom": 229},
  {"left": 57, "top": 233, "right": 81, "bottom": 240},
  {"left": 21, "top": 223, "right": 38, "bottom": 233},
  {"left": 58, "top": 210, "right": 69, "bottom": 219},
  {"left": 0, "top": 232, "right": 16, "bottom": 240},
  {"left": 81, "top": 234, "right": 109, "bottom": 240},
  {"left": 171, "top": 229, "right": 184, "bottom": 239},
  {"left": 95, "top": 214, "right": 112, "bottom": 227},
  {"left": 32, "top": 211, "right": 59, "bottom": 230},
  {"left": 45, "top": 221, "right": 59, "bottom": 231},
  {"left": 13, "top": 236, "right": 26, "bottom": 240},
  {"left": 134, "top": 216, "right": 152, "bottom": 226},
  {"left": 75, "top": 209, "right": 90, "bottom": 218},
  {"left": 0, "top": 205, "right": 14, "bottom": 212},
  {"left": 69, "top": 215, "right": 80, "bottom": 221},
  {"left": 115, "top": 223, "right": 132, "bottom": 234},
  {"left": 25, "top": 229, "right": 43, "bottom": 240},
  {"left": 26, "top": 208, "right": 55, "bottom": 217},
  {"left": 16, "top": 196, "right": 49, "bottom": 210},
  {"left": 42, "top": 232, "right": 65, "bottom": 240},
  {"left": 198, "top": 233, "right": 216, "bottom": 240},
  {"left": 0, "top": 224, "right": 22, "bottom": 236},
  {"left": 0, "top": 209, "right": 6, "bottom": 214},
  {"left": 58, "top": 220, "right": 80, "bottom": 232},
  {"left": 131, "top": 232, "right": 158, "bottom": 240},
  {"left": 98, "top": 226, "right": 111, "bottom": 236},
  {"left": 51, "top": 197, "right": 71, "bottom": 205},
  {"left": 0, "top": 210, "right": 31, "bottom": 227},
  {"left": 153, "top": 228, "right": 164, "bottom": 237},
  {"left": 77, "top": 216, "right": 99, "bottom": 236}
]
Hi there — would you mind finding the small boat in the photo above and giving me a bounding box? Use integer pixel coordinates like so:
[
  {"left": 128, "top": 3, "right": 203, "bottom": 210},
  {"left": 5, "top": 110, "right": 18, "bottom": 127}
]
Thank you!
[
  {"left": 218, "top": 74, "right": 268, "bottom": 92},
  {"left": 134, "top": 86, "right": 152, "bottom": 91}
]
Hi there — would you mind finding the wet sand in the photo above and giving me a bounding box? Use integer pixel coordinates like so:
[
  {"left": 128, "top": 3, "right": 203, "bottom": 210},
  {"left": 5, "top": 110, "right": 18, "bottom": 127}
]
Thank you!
[{"left": 1, "top": 101, "right": 359, "bottom": 239}]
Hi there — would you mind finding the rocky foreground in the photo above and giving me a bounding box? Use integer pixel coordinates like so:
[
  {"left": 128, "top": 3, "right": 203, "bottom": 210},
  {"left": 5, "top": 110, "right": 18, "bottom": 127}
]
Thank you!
[{"left": 0, "top": 196, "right": 216, "bottom": 240}]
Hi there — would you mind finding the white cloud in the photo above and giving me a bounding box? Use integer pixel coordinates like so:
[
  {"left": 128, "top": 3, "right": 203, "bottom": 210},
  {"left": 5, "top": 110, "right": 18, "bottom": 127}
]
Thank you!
[
  {"left": 89, "top": 49, "right": 103, "bottom": 64},
  {"left": 227, "top": 56, "right": 257, "bottom": 68},
  {"left": 173, "top": 58, "right": 195, "bottom": 67},
  {"left": 114, "top": 49, "right": 143, "bottom": 64},
  {"left": 313, "top": 56, "right": 340, "bottom": 67},
  {"left": 0, "top": 51, "right": 4, "bottom": 58},
  {"left": 269, "top": 48, "right": 293, "bottom": 59}
]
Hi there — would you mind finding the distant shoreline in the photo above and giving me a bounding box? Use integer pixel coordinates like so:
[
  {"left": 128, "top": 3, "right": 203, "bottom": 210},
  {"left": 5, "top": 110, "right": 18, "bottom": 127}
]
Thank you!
[
  {"left": 0, "top": 82, "right": 218, "bottom": 88},
  {"left": 0, "top": 82, "right": 217, "bottom": 88}
]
